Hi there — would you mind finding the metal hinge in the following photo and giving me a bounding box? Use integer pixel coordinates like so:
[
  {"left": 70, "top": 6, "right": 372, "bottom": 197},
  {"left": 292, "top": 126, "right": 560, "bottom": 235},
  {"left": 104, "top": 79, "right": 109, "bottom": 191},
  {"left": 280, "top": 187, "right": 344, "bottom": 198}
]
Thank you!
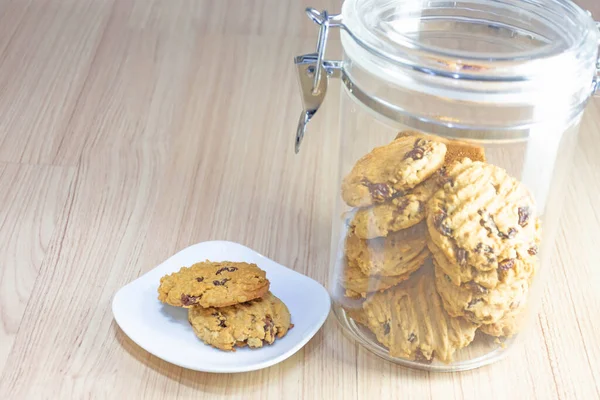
[{"left": 294, "top": 8, "right": 343, "bottom": 154}]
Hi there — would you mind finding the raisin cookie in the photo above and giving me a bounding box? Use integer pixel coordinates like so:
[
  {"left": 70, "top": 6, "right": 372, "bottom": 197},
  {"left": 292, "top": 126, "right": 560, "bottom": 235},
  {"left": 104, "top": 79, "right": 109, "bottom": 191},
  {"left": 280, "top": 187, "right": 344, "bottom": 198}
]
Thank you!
[
  {"left": 348, "top": 178, "right": 438, "bottom": 239},
  {"left": 427, "top": 239, "right": 537, "bottom": 289},
  {"left": 188, "top": 292, "right": 291, "bottom": 351},
  {"left": 433, "top": 261, "right": 529, "bottom": 325},
  {"left": 341, "top": 136, "right": 446, "bottom": 207},
  {"left": 340, "top": 257, "right": 416, "bottom": 298},
  {"left": 345, "top": 223, "right": 428, "bottom": 277},
  {"left": 395, "top": 130, "right": 486, "bottom": 165},
  {"left": 427, "top": 159, "right": 539, "bottom": 272},
  {"left": 362, "top": 270, "right": 478, "bottom": 363},
  {"left": 479, "top": 301, "right": 527, "bottom": 338},
  {"left": 158, "top": 261, "right": 270, "bottom": 308}
]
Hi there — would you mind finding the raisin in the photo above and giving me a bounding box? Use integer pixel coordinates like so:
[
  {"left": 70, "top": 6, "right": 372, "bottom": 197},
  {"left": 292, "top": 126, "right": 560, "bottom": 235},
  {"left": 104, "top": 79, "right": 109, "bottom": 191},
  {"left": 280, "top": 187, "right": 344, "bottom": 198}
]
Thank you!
[
  {"left": 218, "top": 319, "right": 227, "bottom": 328},
  {"left": 456, "top": 248, "right": 468, "bottom": 266},
  {"left": 479, "top": 209, "right": 500, "bottom": 237},
  {"left": 415, "top": 138, "right": 428, "bottom": 147},
  {"left": 433, "top": 211, "right": 453, "bottom": 236},
  {"left": 436, "top": 168, "right": 453, "bottom": 187},
  {"left": 528, "top": 246, "right": 538, "bottom": 256},
  {"left": 518, "top": 207, "right": 530, "bottom": 227},
  {"left": 408, "top": 333, "right": 417, "bottom": 343},
  {"left": 404, "top": 146, "right": 425, "bottom": 160},
  {"left": 475, "top": 243, "right": 493, "bottom": 254},
  {"left": 383, "top": 321, "right": 391, "bottom": 335},
  {"left": 196, "top": 277, "right": 204, "bottom": 282},
  {"left": 467, "top": 282, "right": 488, "bottom": 295},
  {"left": 414, "top": 349, "right": 433, "bottom": 364},
  {"left": 216, "top": 266, "right": 238, "bottom": 275},
  {"left": 213, "top": 278, "right": 231, "bottom": 286},
  {"left": 264, "top": 316, "right": 275, "bottom": 337},
  {"left": 366, "top": 182, "right": 392, "bottom": 201},
  {"left": 396, "top": 198, "right": 410, "bottom": 214},
  {"left": 499, "top": 258, "right": 516, "bottom": 271},
  {"left": 498, "top": 228, "right": 517, "bottom": 239},
  {"left": 468, "top": 298, "right": 483, "bottom": 307},
  {"left": 181, "top": 294, "right": 200, "bottom": 306}
]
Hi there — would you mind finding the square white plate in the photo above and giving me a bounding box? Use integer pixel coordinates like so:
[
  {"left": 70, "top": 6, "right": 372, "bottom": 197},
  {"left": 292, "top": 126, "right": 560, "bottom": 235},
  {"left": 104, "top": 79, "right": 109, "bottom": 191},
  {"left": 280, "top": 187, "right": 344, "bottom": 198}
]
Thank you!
[{"left": 112, "top": 240, "right": 331, "bottom": 373}]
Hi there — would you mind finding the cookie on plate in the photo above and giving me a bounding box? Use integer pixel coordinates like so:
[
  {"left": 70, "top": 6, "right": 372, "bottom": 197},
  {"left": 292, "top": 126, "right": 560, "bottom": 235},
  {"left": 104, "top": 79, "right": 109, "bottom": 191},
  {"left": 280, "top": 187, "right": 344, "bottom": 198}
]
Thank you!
[
  {"left": 341, "top": 136, "right": 446, "bottom": 207},
  {"left": 362, "top": 270, "right": 478, "bottom": 363},
  {"left": 348, "top": 178, "right": 438, "bottom": 239},
  {"left": 158, "top": 261, "right": 270, "bottom": 308},
  {"left": 188, "top": 292, "right": 291, "bottom": 351},
  {"left": 427, "top": 159, "right": 539, "bottom": 272},
  {"left": 433, "top": 261, "right": 530, "bottom": 325},
  {"left": 340, "top": 257, "right": 416, "bottom": 299},
  {"left": 345, "top": 223, "right": 428, "bottom": 277},
  {"left": 395, "top": 130, "right": 486, "bottom": 165}
]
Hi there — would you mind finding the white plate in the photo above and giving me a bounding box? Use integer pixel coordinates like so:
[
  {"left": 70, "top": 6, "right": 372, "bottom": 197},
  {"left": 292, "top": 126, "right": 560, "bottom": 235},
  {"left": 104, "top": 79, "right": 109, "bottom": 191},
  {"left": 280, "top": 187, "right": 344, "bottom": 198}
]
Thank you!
[{"left": 112, "top": 240, "right": 331, "bottom": 373}]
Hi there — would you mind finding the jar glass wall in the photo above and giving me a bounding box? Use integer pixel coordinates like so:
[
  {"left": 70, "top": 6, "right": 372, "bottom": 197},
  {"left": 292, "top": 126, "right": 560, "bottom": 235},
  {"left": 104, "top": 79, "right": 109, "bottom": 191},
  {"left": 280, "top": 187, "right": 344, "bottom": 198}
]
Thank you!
[{"left": 331, "top": 85, "right": 583, "bottom": 371}]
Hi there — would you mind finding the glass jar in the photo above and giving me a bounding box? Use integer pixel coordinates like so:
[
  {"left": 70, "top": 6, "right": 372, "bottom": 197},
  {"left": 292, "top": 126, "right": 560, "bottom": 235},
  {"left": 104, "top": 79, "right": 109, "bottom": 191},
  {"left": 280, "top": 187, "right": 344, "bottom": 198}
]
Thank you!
[{"left": 293, "top": 0, "right": 600, "bottom": 371}]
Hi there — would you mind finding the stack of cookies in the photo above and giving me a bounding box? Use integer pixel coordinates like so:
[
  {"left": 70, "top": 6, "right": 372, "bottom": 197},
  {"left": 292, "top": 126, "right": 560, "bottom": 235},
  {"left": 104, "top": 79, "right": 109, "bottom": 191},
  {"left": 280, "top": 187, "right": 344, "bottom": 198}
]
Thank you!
[
  {"left": 427, "top": 158, "right": 541, "bottom": 337},
  {"left": 337, "top": 130, "right": 539, "bottom": 363},
  {"left": 339, "top": 136, "right": 446, "bottom": 299},
  {"left": 158, "top": 261, "right": 292, "bottom": 351}
]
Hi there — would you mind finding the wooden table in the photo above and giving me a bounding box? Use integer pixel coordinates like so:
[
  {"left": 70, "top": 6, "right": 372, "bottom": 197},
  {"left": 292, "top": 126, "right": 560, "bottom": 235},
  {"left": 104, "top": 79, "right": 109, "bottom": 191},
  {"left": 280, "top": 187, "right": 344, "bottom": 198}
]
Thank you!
[{"left": 0, "top": 0, "right": 599, "bottom": 398}]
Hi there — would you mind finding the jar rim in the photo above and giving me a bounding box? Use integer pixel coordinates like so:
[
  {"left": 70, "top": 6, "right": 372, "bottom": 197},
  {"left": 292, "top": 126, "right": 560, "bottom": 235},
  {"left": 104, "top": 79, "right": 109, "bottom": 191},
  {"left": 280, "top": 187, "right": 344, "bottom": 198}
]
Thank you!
[{"left": 341, "top": 0, "right": 599, "bottom": 83}]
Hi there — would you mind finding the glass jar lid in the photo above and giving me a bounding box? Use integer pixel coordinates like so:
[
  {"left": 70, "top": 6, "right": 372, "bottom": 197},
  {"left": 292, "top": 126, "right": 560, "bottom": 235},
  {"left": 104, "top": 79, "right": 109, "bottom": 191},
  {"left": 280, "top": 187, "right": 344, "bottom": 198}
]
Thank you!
[
  {"left": 342, "top": 0, "right": 599, "bottom": 84},
  {"left": 293, "top": 1, "right": 600, "bottom": 150}
]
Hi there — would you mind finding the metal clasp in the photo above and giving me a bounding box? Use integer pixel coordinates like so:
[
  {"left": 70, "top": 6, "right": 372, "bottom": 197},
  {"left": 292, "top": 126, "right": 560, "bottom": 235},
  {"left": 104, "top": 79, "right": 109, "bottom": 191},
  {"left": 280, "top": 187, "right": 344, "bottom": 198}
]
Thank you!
[
  {"left": 589, "top": 13, "right": 600, "bottom": 95},
  {"left": 294, "top": 8, "right": 343, "bottom": 153}
]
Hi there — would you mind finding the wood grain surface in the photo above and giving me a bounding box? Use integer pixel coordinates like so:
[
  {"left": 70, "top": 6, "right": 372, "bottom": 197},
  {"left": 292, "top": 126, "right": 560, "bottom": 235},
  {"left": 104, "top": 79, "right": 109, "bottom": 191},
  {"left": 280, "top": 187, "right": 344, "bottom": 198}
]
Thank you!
[{"left": 0, "top": 0, "right": 598, "bottom": 398}]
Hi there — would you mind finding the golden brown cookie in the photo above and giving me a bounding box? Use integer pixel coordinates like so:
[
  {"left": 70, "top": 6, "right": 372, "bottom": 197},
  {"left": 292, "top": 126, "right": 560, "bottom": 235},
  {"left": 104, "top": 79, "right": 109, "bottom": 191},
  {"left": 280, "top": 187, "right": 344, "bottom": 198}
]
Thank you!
[
  {"left": 345, "top": 223, "right": 428, "bottom": 277},
  {"left": 433, "top": 261, "right": 529, "bottom": 325},
  {"left": 340, "top": 257, "right": 416, "bottom": 298},
  {"left": 188, "top": 292, "right": 291, "bottom": 351},
  {"left": 479, "top": 301, "right": 527, "bottom": 338},
  {"left": 348, "top": 178, "right": 438, "bottom": 239},
  {"left": 427, "top": 159, "right": 539, "bottom": 272},
  {"left": 395, "top": 130, "right": 486, "bottom": 165},
  {"left": 427, "top": 239, "right": 537, "bottom": 289},
  {"left": 362, "top": 270, "right": 478, "bottom": 363},
  {"left": 158, "top": 261, "right": 270, "bottom": 308},
  {"left": 345, "top": 307, "right": 369, "bottom": 327},
  {"left": 341, "top": 136, "right": 446, "bottom": 207}
]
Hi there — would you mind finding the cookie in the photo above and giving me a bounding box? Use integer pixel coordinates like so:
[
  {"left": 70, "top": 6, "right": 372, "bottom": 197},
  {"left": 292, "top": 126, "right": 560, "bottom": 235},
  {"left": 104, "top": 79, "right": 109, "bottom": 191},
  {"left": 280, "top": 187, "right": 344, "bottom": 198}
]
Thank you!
[
  {"left": 362, "top": 270, "right": 478, "bottom": 363},
  {"left": 479, "top": 301, "right": 527, "bottom": 338},
  {"left": 427, "top": 159, "right": 540, "bottom": 272},
  {"left": 188, "top": 292, "right": 291, "bottom": 351},
  {"left": 341, "top": 136, "right": 446, "bottom": 207},
  {"left": 340, "top": 257, "right": 415, "bottom": 298},
  {"left": 395, "top": 130, "right": 486, "bottom": 165},
  {"left": 158, "top": 261, "right": 270, "bottom": 308},
  {"left": 428, "top": 239, "right": 499, "bottom": 289},
  {"left": 427, "top": 239, "right": 537, "bottom": 289},
  {"left": 348, "top": 178, "right": 438, "bottom": 239},
  {"left": 345, "top": 307, "right": 369, "bottom": 327},
  {"left": 433, "top": 261, "right": 529, "bottom": 325},
  {"left": 345, "top": 223, "right": 428, "bottom": 277}
]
